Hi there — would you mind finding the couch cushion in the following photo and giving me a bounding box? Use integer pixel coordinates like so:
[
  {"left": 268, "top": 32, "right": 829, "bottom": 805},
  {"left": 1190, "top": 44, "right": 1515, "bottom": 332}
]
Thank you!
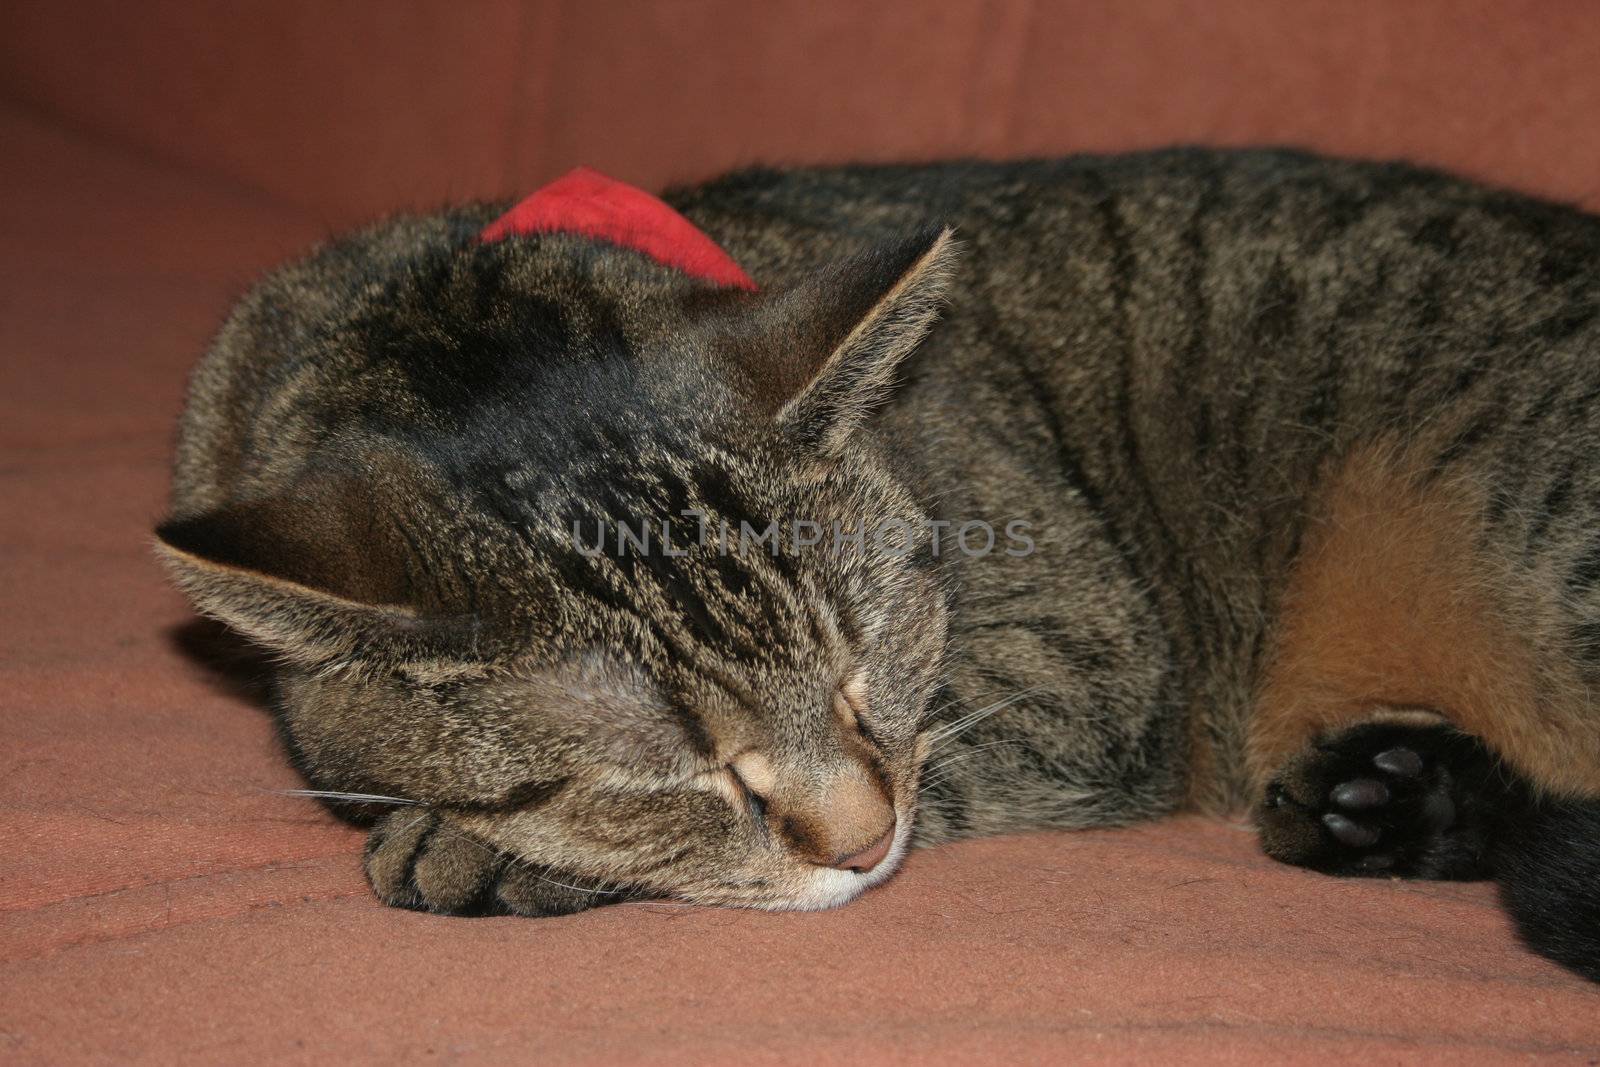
[{"left": 2, "top": 98, "right": 1597, "bottom": 1065}]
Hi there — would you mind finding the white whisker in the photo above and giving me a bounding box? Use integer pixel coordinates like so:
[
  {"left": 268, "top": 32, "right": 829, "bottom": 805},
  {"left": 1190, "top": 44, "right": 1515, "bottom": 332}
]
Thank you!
[
  {"left": 923, "top": 687, "right": 1040, "bottom": 750},
  {"left": 919, "top": 739, "right": 1028, "bottom": 790},
  {"left": 274, "top": 789, "right": 419, "bottom": 806}
]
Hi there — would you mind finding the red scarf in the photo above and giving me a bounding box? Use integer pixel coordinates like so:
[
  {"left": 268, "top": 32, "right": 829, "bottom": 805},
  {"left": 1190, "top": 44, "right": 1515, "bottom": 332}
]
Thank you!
[{"left": 480, "top": 167, "right": 757, "bottom": 291}]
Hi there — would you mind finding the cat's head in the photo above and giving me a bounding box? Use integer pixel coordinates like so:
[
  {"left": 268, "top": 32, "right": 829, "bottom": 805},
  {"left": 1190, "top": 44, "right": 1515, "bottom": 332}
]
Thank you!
[{"left": 156, "top": 218, "right": 960, "bottom": 910}]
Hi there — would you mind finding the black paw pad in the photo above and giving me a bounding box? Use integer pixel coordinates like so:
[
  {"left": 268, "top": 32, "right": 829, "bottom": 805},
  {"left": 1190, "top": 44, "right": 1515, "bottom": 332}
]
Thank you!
[
  {"left": 1322, "top": 811, "right": 1381, "bottom": 848},
  {"left": 1258, "top": 721, "right": 1509, "bottom": 880},
  {"left": 1373, "top": 747, "right": 1423, "bottom": 777},
  {"left": 1329, "top": 778, "right": 1389, "bottom": 809}
]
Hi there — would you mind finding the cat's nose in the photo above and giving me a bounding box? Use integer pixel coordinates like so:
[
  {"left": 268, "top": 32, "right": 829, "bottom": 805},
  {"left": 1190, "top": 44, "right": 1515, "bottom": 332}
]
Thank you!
[{"left": 829, "top": 820, "right": 896, "bottom": 873}]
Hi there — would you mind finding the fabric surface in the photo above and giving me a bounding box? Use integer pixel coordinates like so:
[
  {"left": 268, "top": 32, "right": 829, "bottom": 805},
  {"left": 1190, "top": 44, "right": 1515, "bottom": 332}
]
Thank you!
[{"left": 4, "top": 3, "right": 1600, "bottom": 1063}]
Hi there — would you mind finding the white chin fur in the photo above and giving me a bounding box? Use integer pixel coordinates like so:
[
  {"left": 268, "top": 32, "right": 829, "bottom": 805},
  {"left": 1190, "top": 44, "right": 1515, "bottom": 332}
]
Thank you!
[{"left": 757, "top": 813, "right": 914, "bottom": 912}]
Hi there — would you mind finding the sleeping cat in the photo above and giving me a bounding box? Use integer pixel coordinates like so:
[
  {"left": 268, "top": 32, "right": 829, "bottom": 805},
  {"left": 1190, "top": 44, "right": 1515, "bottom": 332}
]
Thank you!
[{"left": 156, "top": 149, "right": 1600, "bottom": 981}]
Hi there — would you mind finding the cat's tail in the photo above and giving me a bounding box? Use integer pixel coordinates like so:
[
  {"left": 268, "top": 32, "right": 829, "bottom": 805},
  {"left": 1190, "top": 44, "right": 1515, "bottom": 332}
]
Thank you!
[{"left": 1495, "top": 796, "right": 1600, "bottom": 982}]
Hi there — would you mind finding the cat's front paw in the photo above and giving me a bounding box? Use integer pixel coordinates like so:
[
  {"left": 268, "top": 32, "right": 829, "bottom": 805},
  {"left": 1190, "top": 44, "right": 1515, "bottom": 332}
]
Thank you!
[
  {"left": 1257, "top": 719, "right": 1513, "bottom": 880},
  {"left": 364, "top": 808, "right": 622, "bottom": 917}
]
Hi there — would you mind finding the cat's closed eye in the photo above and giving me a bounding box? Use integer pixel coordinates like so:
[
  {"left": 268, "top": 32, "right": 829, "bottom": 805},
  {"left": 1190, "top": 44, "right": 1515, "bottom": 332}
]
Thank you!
[
  {"left": 721, "top": 755, "right": 773, "bottom": 828},
  {"left": 836, "top": 678, "right": 888, "bottom": 749}
]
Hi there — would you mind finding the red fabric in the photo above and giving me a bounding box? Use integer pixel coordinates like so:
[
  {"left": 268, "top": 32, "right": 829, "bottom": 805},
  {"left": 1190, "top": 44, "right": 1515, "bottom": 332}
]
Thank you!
[{"left": 479, "top": 166, "right": 758, "bottom": 290}]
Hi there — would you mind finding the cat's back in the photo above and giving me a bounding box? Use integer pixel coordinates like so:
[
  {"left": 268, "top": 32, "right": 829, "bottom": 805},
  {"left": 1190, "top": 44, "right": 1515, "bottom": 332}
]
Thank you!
[{"left": 682, "top": 148, "right": 1600, "bottom": 528}]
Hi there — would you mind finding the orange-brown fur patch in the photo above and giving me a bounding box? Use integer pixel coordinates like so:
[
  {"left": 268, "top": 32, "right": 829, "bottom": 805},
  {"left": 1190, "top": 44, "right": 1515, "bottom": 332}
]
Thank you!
[{"left": 1250, "top": 443, "right": 1600, "bottom": 801}]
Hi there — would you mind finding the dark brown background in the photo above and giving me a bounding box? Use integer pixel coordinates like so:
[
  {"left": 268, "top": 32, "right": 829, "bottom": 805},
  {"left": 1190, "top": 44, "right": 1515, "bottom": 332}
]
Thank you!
[
  {"left": 5, "top": 0, "right": 1600, "bottom": 222},
  {"left": 4, "top": 2, "right": 1600, "bottom": 1063}
]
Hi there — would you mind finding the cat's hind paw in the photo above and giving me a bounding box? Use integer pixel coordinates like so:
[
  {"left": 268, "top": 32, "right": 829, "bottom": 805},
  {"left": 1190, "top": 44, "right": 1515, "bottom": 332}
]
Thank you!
[
  {"left": 1257, "top": 719, "right": 1515, "bottom": 880},
  {"left": 364, "top": 808, "right": 622, "bottom": 917}
]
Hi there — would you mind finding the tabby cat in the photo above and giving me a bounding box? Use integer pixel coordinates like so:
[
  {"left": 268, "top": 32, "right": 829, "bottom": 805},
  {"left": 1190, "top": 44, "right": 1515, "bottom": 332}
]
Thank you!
[{"left": 156, "top": 149, "right": 1600, "bottom": 981}]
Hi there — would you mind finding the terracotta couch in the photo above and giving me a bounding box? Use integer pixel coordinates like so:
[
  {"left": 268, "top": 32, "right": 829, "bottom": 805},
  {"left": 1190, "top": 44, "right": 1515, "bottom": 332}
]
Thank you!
[{"left": 3, "top": 2, "right": 1599, "bottom": 1062}]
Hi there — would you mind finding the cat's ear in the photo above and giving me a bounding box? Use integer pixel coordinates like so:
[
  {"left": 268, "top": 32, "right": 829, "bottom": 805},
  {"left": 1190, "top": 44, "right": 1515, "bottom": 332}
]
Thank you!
[
  {"left": 737, "top": 226, "right": 958, "bottom": 451},
  {"left": 154, "top": 462, "right": 479, "bottom": 668}
]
